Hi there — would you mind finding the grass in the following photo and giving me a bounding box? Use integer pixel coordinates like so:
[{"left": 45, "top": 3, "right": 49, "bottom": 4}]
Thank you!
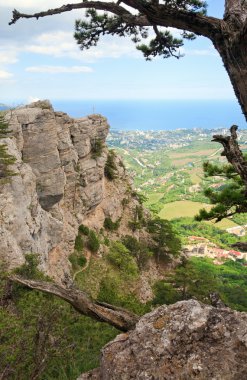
[
  {"left": 206, "top": 218, "right": 238, "bottom": 229},
  {"left": 170, "top": 158, "right": 195, "bottom": 167},
  {"left": 158, "top": 200, "right": 236, "bottom": 230},
  {"left": 168, "top": 149, "right": 216, "bottom": 159},
  {"left": 145, "top": 192, "right": 164, "bottom": 205},
  {"left": 189, "top": 168, "right": 203, "bottom": 184},
  {"left": 158, "top": 200, "right": 211, "bottom": 219}
]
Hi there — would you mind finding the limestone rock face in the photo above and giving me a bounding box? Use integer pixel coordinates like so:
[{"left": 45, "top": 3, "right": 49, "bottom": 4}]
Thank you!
[
  {"left": 0, "top": 101, "right": 109, "bottom": 280},
  {"left": 79, "top": 300, "right": 247, "bottom": 380}
]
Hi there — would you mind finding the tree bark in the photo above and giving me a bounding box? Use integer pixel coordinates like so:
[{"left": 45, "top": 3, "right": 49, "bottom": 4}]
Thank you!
[
  {"left": 212, "top": 125, "right": 247, "bottom": 191},
  {"left": 212, "top": 17, "right": 247, "bottom": 120},
  {"left": 9, "top": 275, "right": 139, "bottom": 332}
]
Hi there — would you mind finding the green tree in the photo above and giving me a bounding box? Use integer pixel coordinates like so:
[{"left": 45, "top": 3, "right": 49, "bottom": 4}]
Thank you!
[
  {"left": 107, "top": 241, "right": 139, "bottom": 278},
  {"left": 196, "top": 158, "right": 247, "bottom": 222},
  {"left": 147, "top": 217, "right": 181, "bottom": 261},
  {"left": 104, "top": 150, "right": 118, "bottom": 181},
  {"left": 122, "top": 235, "right": 153, "bottom": 268}
]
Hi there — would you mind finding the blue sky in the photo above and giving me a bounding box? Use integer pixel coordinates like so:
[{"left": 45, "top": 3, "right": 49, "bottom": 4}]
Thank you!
[{"left": 0, "top": 1, "right": 236, "bottom": 104}]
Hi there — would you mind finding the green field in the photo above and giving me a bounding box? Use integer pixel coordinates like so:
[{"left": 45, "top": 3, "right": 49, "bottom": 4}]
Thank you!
[
  {"left": 146, "top": 193, "right": 164, "bottom": 205},
  {"left": 207, "top": 218, "right": 237, "bottom": 229},
  {"left": 158, "top": 200, "right": 211, "bottom": 219},
  {"left": 158, "top": 200, "right": 237, "bottom": 229}
]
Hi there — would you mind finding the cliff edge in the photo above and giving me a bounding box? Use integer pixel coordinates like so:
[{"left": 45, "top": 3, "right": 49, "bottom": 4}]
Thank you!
[{"left": 0, "top": 101, "right": 144, "bottom": 282}]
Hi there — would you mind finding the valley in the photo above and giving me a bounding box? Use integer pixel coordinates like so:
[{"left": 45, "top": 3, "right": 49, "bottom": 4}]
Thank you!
[{"left": 108, "top": 127, "right": 247, "bottom": 232}]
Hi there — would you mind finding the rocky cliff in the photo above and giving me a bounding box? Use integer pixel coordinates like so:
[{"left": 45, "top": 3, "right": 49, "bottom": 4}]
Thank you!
[
  {"left": 0, "top": 101, "right": 144, "bottom": 282},
  {"left": 79, "top": 299, "right": 247, "bottom": 380}
]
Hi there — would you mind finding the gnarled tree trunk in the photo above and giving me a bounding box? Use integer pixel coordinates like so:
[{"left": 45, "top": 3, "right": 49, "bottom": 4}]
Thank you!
[{"left": 8, "top": 276, "right": 139, "bottom": 332}]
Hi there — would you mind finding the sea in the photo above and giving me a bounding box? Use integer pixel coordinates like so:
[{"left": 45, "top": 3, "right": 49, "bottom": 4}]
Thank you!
[{"left": 49, "top": 100, "right": 246, "bottom": 131}]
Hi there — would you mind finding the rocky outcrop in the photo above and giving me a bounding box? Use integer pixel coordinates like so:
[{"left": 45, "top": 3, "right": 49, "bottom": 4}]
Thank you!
[
  {"left": 0, "top": 100, "right": 140, "bottom": 281},
  {"left": 79, "top": 300, "right": 247, "bottom": 380}
]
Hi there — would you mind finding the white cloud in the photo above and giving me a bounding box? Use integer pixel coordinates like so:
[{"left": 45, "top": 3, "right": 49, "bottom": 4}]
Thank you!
[
  {"left": 24, "top": 31, "right": 139, "bottom": 61},
  {"left": 25, "top": 65, "right": 93, "bottom": 73},
  {"left": 0, "top": 50, "right": 18, "bottom": 65},
  {"left": 0, "top": 70, "right": 13, "bottom": 79},
  {"left": 26, "top": 96, "right": 41, "bottom": 104}
]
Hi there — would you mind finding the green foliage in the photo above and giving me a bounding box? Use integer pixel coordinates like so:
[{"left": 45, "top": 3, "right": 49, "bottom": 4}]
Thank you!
[
  {"left": 97, "top": 276, "right": 149, "bottom": 316},
  {"left": 128, "top": 205, "right": 146, "bottom": 231},
  {"left": 79, "top": 224, "right": 90, "bottom": 235},
  {"left": 232, "top": 213, "right": 247, "bottom": 225},
  {"left": 107, "top": 241, "right": 139, "bottom": 279},
  {"left": 147, "top": 217, "right": 181, "bottom": 260},
  {"left": 152, "top": 257, "right": 247, "bottom": 311},
  {"left": 14, "top": 253, "right": 45, "bottom": 280},
  {"left": 74, "top": 234, "right": 84, "bottom": 252},
  {"left": 152, "top": 281, "right": 181, "bottom": 306},
  {"left": 196, "top": 161, "right": 247, "bottom": 222},
  {"left": 69, "top": 251, "right": 87, "bottom": 270},
  {"left": 131, "top": 191, "right": 148, "bottom": 204},
  {"left": 171, "top": 217, "right": 246, "bottom": 248},
  {"left": 74, "top": 2, "right": 207, "bottom": 60},
  {"left": 87, "top": 230, "right": 100, "bottom": 253},
  {"left": 0, "top": 112, "right": 11, "bottom": 138},
  {"left": 137, "top": 30, "right": 183, "bottom": 60},
  {"left": 104, "top": 217, "right": 120, "bottom": 231},
  {"left": 0, "top": 113, "right": 16, "bottom": 181},
  {"left": 104, "top": 150, "right": 117, "bottom": 180},
  {"left": 91, "top": 138, "right": 103, "bottom": 159},
  {"left": 122, "top": 235, "right": 153, "bottom": 269},
  {"left": 0, "top": 254, "right": 118, "bottom": 378}
]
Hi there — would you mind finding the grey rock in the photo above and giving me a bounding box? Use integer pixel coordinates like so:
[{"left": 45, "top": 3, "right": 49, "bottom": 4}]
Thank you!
[
  {"left": 80, "top": 300, "right": 247, "bottom": 380},
  {"left": 0, "top": 102, "right": 109, "bottom": 281},
  {"left": 0, "top": 102, "right": 146, "bottom": 283}
]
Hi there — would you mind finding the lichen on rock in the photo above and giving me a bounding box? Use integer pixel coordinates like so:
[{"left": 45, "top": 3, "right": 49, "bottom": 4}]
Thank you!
[{"left": 79, "top": 300, "right": 247, "bottom": 380}]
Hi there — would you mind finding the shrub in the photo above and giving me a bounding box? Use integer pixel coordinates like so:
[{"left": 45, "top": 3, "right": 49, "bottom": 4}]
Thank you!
[
  {"left": 74, "top": 235, "right": 84, "bottom": 252},
  {"left": 122, "top": 235, "right": 153, "bottom": 269},
  {"left": 107, "top": 241, "right": 138, "bottom": 278},
  {"left": 91, "top": 138, "right": 103, "bottom": 158},
  {"left": 77, "top": 254, "right": 87, "bottom": 267},
  {"left": 104, "top": 150, "right": 117, "bottom": 180},
  {"left": 104, "top": 217, "right": 120, "bottom": 231},
  {"left": 152, "top": 281, "right": 181, "bottom": 306},
  {"left": 79, "top": 224, "right": 90, "bottom": 235},
  {"left": 14, "top": 253, "right": 45, "bottom": 280},
  {"left": 69, "top": 252, "right": 87, "bottom": 269},
  {"left": 87, "top": 231, "right": 100, "bottom": 253},
  {"left": 97, "top": 276, "right": 149, "bottom": 315}
]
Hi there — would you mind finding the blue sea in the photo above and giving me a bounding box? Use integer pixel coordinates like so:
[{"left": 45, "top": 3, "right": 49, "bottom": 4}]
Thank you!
[{"left": 53, "top": 100, "right": 246, "bottom": 131}]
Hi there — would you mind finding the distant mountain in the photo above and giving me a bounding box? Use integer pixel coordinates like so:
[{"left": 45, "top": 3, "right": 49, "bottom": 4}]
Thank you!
[{"left": 0, "top": 103, "right": 10, "bottom": 111}]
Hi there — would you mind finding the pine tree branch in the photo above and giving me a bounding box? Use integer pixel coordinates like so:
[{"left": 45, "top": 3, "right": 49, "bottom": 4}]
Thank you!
[
  {"left": 9, "top": 2, "right": 148, "bottom": 26},
  {"left": 9, "top": 1, "right": 223, "bottom": 40},
  {"left": 8, "top": 275, "right": 139, "bottom": 332}
]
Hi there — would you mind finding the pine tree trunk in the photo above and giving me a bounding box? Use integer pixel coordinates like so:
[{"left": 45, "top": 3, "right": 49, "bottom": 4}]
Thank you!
[{"left": 214, "top": 34, "right": 247, "bottom": 120}]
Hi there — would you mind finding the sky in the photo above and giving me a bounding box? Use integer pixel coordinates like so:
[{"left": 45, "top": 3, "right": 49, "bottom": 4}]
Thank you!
[{"left": 0, "top": 0, "right": 238, "bottom": 105}]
